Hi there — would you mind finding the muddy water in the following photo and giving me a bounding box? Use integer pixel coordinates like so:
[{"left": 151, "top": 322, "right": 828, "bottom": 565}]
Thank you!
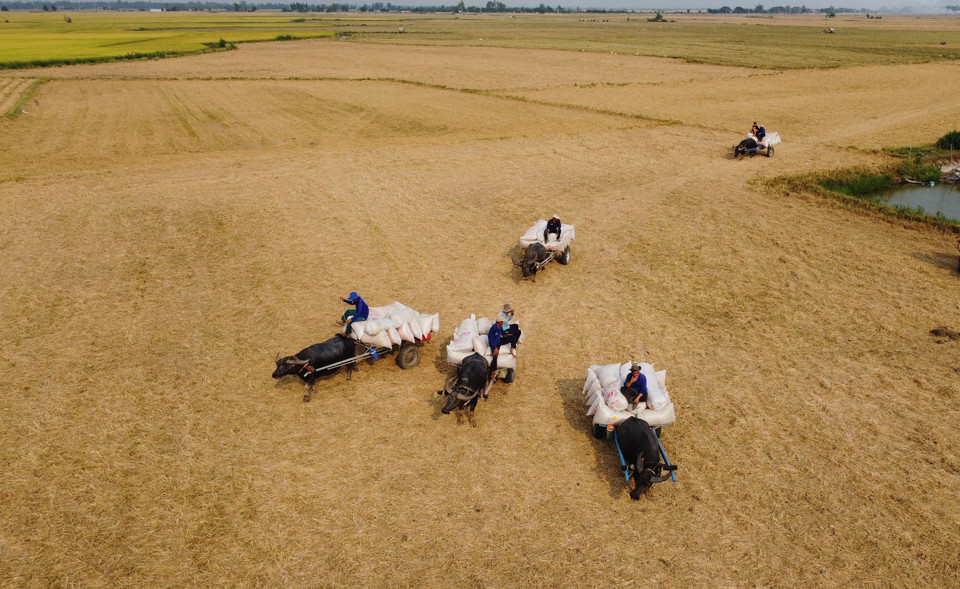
[{"left": 864, "top": 182, "right": 960, "bottom": 222}]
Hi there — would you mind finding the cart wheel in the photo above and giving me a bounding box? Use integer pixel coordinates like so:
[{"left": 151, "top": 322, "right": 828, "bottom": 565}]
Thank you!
[
  {"left": 592, "top": 423, "right": 605, "bottom": 439},
  {"left": 767, "top": 146, "right": 774, "bottom": 157},
  {"left": 558, "top": 246, "right": 571, "bottom": 265},
  {"left": 502, "top": 368, "right": 515, "bottom": 383},
  {"left": 654, "top": 426, "right": 662, "bottom": 438},
  {"left": 396, "top": 342, "right": 421, "bottom": 369}
]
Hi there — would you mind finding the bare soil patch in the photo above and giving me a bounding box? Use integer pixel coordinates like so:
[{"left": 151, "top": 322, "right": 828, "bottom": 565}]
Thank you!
[{"left": 1, "top": 39, "right": 959, "bottom": 588}]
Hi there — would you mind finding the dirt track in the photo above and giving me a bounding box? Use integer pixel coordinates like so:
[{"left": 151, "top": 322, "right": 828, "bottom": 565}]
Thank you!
[{"left": 1, "top": 34, "right": 959, "bottom": 587}]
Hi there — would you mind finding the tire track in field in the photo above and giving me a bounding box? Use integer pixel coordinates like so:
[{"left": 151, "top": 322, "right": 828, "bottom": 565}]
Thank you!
[{"left": 0, "top": 78, "right": 36, "bottom": 117}]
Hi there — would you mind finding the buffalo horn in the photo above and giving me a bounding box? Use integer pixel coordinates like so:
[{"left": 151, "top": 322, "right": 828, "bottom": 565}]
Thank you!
[
  {"left": 650, "top": 474, "right": 671, "bottom": 484},
  {"left": 286, "top": 358, "right": 309, "bottom": 365}
]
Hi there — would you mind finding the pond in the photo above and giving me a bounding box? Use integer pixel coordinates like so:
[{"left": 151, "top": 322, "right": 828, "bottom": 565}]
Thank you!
[{"left": 863, "top": 182, "right": 960, "bottom": 222}]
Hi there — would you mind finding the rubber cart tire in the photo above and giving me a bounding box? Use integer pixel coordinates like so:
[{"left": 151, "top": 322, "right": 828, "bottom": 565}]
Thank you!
[
  {"left": 767, "top": 146, "right": 775, "bottom": 157},
  {"left": 503, "top": 368, "right": 515, "bottom": 383},
  {"left": 396, "top": 342, "right": 421, "bottom": 369},
  {"left": 558, "top": 246, "right": 571, "bottom": 265}
]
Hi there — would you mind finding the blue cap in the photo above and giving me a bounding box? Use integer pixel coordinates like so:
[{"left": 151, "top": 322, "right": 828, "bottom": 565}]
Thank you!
[{"left": 346, "top": 291, "right": 358, "bottom": 301}]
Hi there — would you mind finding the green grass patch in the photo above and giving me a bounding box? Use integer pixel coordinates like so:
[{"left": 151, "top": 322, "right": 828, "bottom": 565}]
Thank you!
[
  {"left": 2, "top": 13, "right": 960, "bottom": 70},
  {"left": 765, "top": 149, "right": 960, "bottom": 233}
]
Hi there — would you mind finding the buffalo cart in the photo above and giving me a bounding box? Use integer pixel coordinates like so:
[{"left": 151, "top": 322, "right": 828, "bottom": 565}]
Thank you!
[
  {"left": 584, "top": 361, "right": 678, "bottom": 494},
  {"left": 274, "top": 301, "right": 439, "bottom": 401},
  {"left": 518, "top": 219, "right": 575, "bottom": 274},
  {"left": 734, "top": 132, "right": 781, "bottom": 158},
  {"left": 446, "top": 314, "right": 522, "bottom": 387}
]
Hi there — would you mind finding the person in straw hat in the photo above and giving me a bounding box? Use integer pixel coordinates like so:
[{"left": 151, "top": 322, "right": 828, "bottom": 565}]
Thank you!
[
  {"left": 621, "top": 361, "right": 648, "bottom": 409},
  {"left": 488, "top": 304, "right": 521, "bottom": 379}
]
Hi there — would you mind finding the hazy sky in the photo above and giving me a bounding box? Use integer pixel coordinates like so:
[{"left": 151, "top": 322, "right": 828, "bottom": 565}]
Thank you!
[{"left": 498, "top": 0, "right": 956, "bottom": 11}]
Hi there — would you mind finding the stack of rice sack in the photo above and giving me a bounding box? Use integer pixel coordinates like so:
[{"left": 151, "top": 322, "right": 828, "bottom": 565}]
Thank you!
[
  {"left": 583, "top": 362, "right": 676, "bottom": 428},
  {"left": 519, "top": 220, "right": 576, "bottom": 251},
  {"left": 446, "top": 314, "right": 521, "bottom": 370},
  {"left": 347, "top": 301, "right": 439, "bottom": 350}
]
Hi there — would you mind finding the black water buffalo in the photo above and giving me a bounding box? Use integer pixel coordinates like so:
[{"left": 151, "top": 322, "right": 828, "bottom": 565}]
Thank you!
[
  {"left": 615, "top": 417, "right": 676, "bottom": 499},
  {"left": 514, "top": 242, "right": 548, "bottom": 278},
  {"left": 273, "top": 335, "right": 357, "bottom": 402},
  {"left": 733, "top": 137, "right": 759, "bottom": 157},
  {"left": 438, "top": 353, "right": 489, "bottom": 427}
]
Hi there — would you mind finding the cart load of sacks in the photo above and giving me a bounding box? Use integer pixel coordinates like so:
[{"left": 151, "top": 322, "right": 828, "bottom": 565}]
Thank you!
[
  {"left": 519, "top": 219, "right": 576, "bottom": 252},
  {"left": 346, "top": 301, "right": 439, "bottom": 350},
  {"left": 584, "top": 362, "right": 676, "bottom": 428},
  {"left": 446, "top": 314, "right": 522, "bottom": 370}
]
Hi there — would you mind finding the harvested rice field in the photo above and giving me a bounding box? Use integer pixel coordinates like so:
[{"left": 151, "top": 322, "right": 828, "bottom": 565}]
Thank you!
[{"left": 1, "top": 14, "right": 959, "bottom": 588}]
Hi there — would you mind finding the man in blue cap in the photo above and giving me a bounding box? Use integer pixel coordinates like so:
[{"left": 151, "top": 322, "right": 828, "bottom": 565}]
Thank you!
[{"left": 339, "top": 291, "right": 369, "bottom": 336}]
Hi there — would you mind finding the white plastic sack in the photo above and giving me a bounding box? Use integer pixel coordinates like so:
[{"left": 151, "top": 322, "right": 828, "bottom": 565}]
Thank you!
[
  {"left": 446, "top": 348, "right": 473, "bottom": 365},
  {"left": 450, "top": 315, "right": 478, "bottom": 351},
  {"left": 473, "top": 335, "right": 490, "bottom": 357},
  {"left": 593, "top": 363, "right": 622, "bottom": 388},
  {"left": 360, "top": 330, "right": 392, "bottom": 349},
  {"left": 387, "top": 327, "right": 401, "bottom": 346},
  {"left": 587, "top": 393, "right": 602, "bottom": 417},
  {"left": 398, "top": 322, "right": 415, "bottom": 343},
  {"left": 364, "top": 320, "right": 382, "bottom": 336},
  {"left": 477, "top": 317, "right": 493, "bottom": 336},
  {"left": 409, "top": 319, "right": 423, "bottom": 341},
  {"left": 583, "top": 368, "right": 599, "bottom": 396}
]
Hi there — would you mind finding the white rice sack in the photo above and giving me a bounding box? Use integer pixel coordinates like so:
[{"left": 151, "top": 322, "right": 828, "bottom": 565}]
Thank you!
[
  {"left": 520, "top": 220, "right": 549, "bottom": 246},
  {"left": 477, "top": 317, "right": 493, "bottom": 335},
  {"left": 639, "top": 362, "right": 669, "bottom": 411},
  {"left": 390, "top": 307, "right": 418, "bottom": 325},
  {"left": 449, "top": 315, "right": 478, "bottom": 351},
  {"left": 368, "top": 301, "right": 405, "bottom": 318},
  {"left": 409, "top": 319, "right": 424, "bottom": 341},
  {"left": 585, "top": 381, "right": 601, "bottom": 405},
  {"left": 397, "top": 322, "right": 415, "bottom": 343},
  {"left": 594, "top": 363, "right": 622, "bottom": 388},
  {"left": 387, "top": 327, "right": 401, "bottom": 346},
  {"left": 446, "top": 348, "right": 472, "bottom": 366},
  {"left": 360, "top": 331, "right": 392, "bottom": 349},
  {"left": 473, "top": 335, "right": 490, "bottom": 356},
  {"left": 485, "top": 349, "right": 516, "bottom": 370},
  {"left": 584, "top": 368, "right": 599, "bottom": 392},
  {"left": 592, "top": 400, "right": 633, "bottom": 427},
  {"left": 656, "top": 370, "right": 666, "bottom": 390},
  {"left": 431, "top": 313, "right": 440, "bottom": 334},
  {"left": 638, "top": 402, "right": 676, "bottom": 428},
  {"left": 364, "top": 319, "right": 382, "bottom": 336},
  {"left": 417, "top": 314, "right": 433, "bottom": 337},
  {"left": 607, "top": 390, "right": 628, "bottom": 412},
  {"left": 380, "top": 316, "right": 401, "bottom": 330},
  {"left": 587, "top": 394, "right": 602, "bottom": 417},
  {"left": 348, "top": 321, "right": 365, "bottom": 340}
]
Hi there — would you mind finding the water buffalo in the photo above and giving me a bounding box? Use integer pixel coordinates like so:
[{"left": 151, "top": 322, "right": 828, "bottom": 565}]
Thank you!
[
  {"left": 437, "top": 353, "right": 489, "bottom": 427},
  {"left": 733, "top": 137, "right": 758, "bottom": 157},
  {"left": 615, "top": 417, "right": 676, "bottom": 499},
  {"left": 273, "top": 335, "right": 357, "bottom": 402},
  {"left": 514, "top": 243, "right": 548, "bottom": 278}
]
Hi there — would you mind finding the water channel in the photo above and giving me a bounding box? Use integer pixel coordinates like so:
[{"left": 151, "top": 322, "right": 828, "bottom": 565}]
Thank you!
[{"left": 863, "top": 182, "right": 960, "bottom": 222}]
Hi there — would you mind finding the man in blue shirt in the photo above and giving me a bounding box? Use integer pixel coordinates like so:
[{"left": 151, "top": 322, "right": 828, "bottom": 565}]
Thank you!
[
  {"left": 621, "top": 361, "right": 648, "bottom": 408},
  {"left": 487, "top": 314, "right": 519, "bottom": 378},
  {"left": 340, "top": 291, "right": 369, "bottom": 336}
]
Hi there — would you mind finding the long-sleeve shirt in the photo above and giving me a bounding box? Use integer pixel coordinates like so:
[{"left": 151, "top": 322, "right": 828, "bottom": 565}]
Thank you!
[
  {"left": 348, "top": 296, "right": 369, "bottom": 322},
  {"left": 624, "top": 372, "right": 647, "bottom": 396},
  {"left": 488, "top": 323, "right": 504, "bottom": 350}
]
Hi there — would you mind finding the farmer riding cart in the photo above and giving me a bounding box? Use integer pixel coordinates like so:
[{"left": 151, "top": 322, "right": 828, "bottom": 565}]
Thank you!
[
  {"left": 733, "top": 130, "right": 781, "bottom": 158},
  {"left": 584, "top": 360, "right": 678, "bottom": 499},
  {"left": 272, "top": 300, "right": 439, "bottom": 401},
  {"left": 439, "top": 312, "right": 523, "bottom": 426},
  {"left": 515, "top": 215, "right": 575, "bottom": 278}
]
